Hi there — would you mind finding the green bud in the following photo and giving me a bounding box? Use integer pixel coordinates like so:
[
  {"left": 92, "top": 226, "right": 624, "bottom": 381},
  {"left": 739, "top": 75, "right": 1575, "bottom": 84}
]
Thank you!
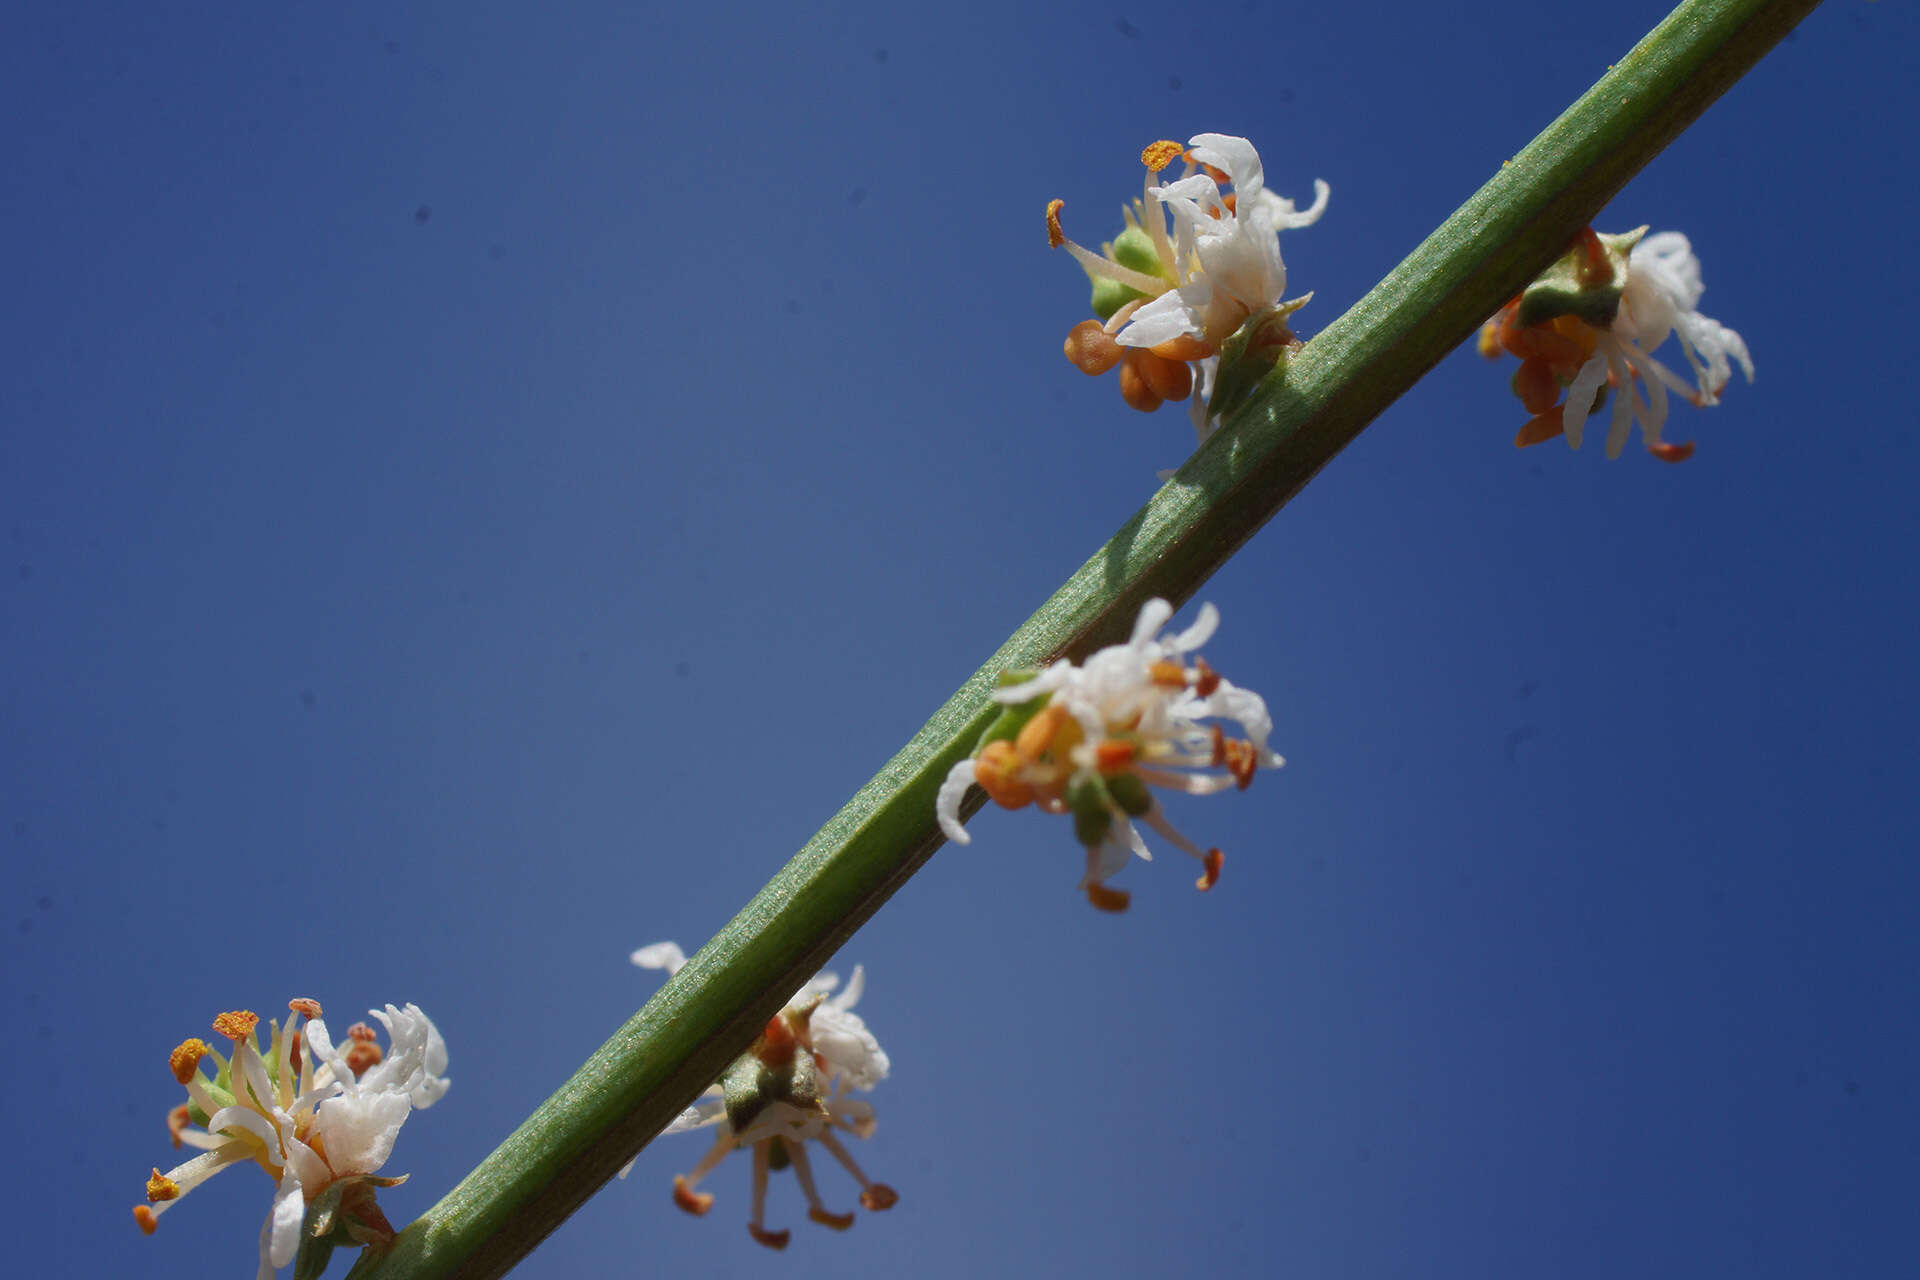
[
  {"left": 1105, "top": 771, "right": 1152, "bottom": 817},
  {"left": 1091, "top": 276, "right": 1147, "bottom": 322},
  {"left": 1109, "top": 225, "right": 1165, "bottom": 277},
  {"left": 974, "top": 688, "right": 1051, "bottom": 753},
  {"left": 1515, "top": 226, "right": 1646, "bottom": 330},
  {"left": 1068, "top": 775, "right": 1114, "bottom": 847}
]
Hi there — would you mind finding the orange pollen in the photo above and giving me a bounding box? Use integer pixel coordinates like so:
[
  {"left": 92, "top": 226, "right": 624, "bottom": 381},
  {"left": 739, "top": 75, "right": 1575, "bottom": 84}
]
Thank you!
[
  {"left": 1045, "top": 199, "right": 1066, "bottom": 249},
  {"left": 861, "top": 1184, "right": 900, "bottom": 1211},
  {"left": 1197, "top": 849, "right": 1225, "bottom": 892},
  {"left": 211, "top": 1011, "right": 257, "bottom": 1043},
  {"left": 166, "top": 1104, "right": 191, "bottom": 1149},
  {"left": 1085, "top": 883, "right": 1132, "bottom": 914},
  {"left": 288, "top": 997, "right": 322, "bottom": 1019},
  {"left": 1648, "top": 441, "right": 1696, "bottom": 463},
  {"left": 1064, "top": 319, "right": 1124, "bottom": 376},
  {"left": 146, "top": 1169, "right": 180, "bottom": 1203},
  {"left": 1094, "top": 739, "right": 1137, "bottom": 773},
  {"left": 672, "top": 1176, "right": 715, "bottom": 1216},
  {"left": 1140, "top": 139, "right": 1184, "bottom": 172},
  {"left": 168, "top": 1038, "right": 209, "bottom": 1084},
  {"left": 347, "top": 1022, "right": 378, "bottom": 1042},
  {"left": 134, "top": 1205, "right": 159, "bottom": 1235},
  {"left": 1192, "top": 658, "right": 1222, "bottom": 698},
  {"left": 748, "top": 1223, "right": 792, "bottom": 1250},
  {"left": 1148, "top": 659, "right": 1186, "bottom": 688},
  {"left": 809, "top": 1207, "right": 856, "bottom": 1231},
  {"left": 1116, "top": 350, "right": 1162, "bottom": 413}
]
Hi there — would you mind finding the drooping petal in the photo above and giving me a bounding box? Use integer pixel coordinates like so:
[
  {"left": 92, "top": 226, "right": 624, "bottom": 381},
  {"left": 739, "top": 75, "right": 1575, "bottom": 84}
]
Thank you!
[
  {"left": 935, "top": 758, "right": 978, "bottom": 845},
  {"left": 631, "top": 941, "right": 689, "bottom": 975}
]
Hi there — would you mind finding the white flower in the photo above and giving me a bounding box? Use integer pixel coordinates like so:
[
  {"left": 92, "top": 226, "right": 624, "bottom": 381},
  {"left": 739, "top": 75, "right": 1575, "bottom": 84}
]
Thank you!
[
  {"left": 1484, "top": 226, "right": 1753, "bottom": 461},
  {"left": 1117, "top": 133, "right": 1328, "bottom": 352},
  {"left": 628, "top": 944, "right": 896, "bottom": 1248},
  {"left": 134, "top": 1000, "right": 448, "bottom": 1279},
  {"left": 937, "top": 598, "right": 1285, "bottom": 911},
  {"left": 1051, "top": 134, "right": 1326, "bottom": 428}
]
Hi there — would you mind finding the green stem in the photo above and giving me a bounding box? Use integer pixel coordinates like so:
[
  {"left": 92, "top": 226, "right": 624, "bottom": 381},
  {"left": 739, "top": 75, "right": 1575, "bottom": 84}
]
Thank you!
[{"left": 347, "top": 2, "right": 1819, "bottom": 1275}]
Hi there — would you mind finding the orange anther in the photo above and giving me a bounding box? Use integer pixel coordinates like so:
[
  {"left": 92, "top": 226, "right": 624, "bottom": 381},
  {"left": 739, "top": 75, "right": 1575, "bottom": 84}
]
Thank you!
[
  {"left": 1210, "top": 726, "right": 1258, "bottom": 789},
  {"left": 134, "top": 1205, "right": 159, "bottom": 1235},
  {"left": 1514, "top": 407, "right": 1567, "bottom": 449},
  {"left": 1094, "top": 740, "right": 1137, "bottom": 773},
  {"left": 211, "top": 1011, "right": 257, "bottom": 1043},
  {"left": 1133, "top": 350, "right": 1193, "bottom": 403},
  {"left": 345, "top": 1039, "right": 383, "bottom": 1075},
  {"left": 347, "top": 1022, "right": 378, "bottom": 1042},
  {"left": 1477, "top": 314, "right": 1508, "bottom": 360},
  {"left": 168, "top": 1038, "right": 209, "bottom": 1085},
  {"left": 672, "top": 1176, "right": 714, "bottom": 1216},
  {"left": 146, "top": 1169, "right": 180, "bottom": 1203},
  {"left": 1196, "top": 849, "right": 1225, "bottom": 892},
  {"left": 1148, "top": 659, "right": 1186, "bottom": 688},
  {"left": 1648, "top": 441, "right": 1695, "bottom": 463},
  {"left": 166, "top": 1104, "right": 191, "bottom": 1149},
  {"left": 809, "top": 1207, "right": 856, "bottom": 1230},
  {"left": 861, "top": 1184, "right": 900, "bottom": 1211},
  {"left": 1191, "top": 657, "right": 1221, "bottom": 698},
  {"left": 1045, "top": 199, "right": 1066, "bottom": 249},
  {"left": 1014, "top": 703, "right": 1070, "bottom": 763},
  {"left": 1140, "top": 140, "right": 1184, "bottom": 172},
  {"left": 1064, "top": 319, "right": 1124, "bottom": 376},
  {"left": 288, "top": 997, "right": 322, "bottom": 1019},
  {"left": 1513, "top": 357, "right": 1560, "bottom": 415},
  {"left": 974, "top": 740, "right": 1034, "bottom": 810},
  {"left": 1117, "top": 351, "right": 1163, "bottom": 413},
  {"left": 1085, "top": 883, "right": 1132, "bottom": 913},
  {"left": 748, "top": 1224, "right": 791, "bottom": 1250}
]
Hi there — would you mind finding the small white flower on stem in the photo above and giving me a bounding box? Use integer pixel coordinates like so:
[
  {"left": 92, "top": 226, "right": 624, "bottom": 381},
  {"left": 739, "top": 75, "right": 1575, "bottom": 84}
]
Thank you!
[
  {"left": 1051, "top": 134, "right": 1327, "bottom": 439},
  {"left": 626, "top": 944, "right": 897, "bottom": 1248},
  {"left": 132, "top": 999, "right": 448, "bottom": 1280},
  {"left": 936, "top": 598, "right": 1285, "bottom": 913},
  {"left": 1481, "top": 226, "right": 1753, "bottom": 461}
]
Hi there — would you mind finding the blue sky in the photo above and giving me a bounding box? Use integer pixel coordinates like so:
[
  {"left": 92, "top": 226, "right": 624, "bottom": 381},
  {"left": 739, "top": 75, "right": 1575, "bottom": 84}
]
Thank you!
[{"left": 3, "top": 2, "right": 1915, "bottom": 1277}]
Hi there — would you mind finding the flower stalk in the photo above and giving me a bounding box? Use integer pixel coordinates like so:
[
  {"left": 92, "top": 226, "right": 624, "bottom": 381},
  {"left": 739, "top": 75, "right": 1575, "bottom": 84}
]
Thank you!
[{"left": 346, "top": 2, "right": 1821, "bottom": 1276}]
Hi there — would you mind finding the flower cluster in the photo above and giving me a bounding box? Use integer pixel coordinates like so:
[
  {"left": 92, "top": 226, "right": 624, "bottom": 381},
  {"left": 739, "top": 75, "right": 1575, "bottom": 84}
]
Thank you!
[
  {"left": 133, "top": 999, "right": 449, "bottom": 1280},
  {"left": 937, "top": 598, "right": 1284, "bottom": 912},
  {"left": 1049, "top": 133, "right": 1328, "bottom": 444},
  {"left": 1480, "top": 226, "right": 1754, "bottom": 461},
  {"left": 627, "top": 942, "right": 896, "bottom": 1249}
]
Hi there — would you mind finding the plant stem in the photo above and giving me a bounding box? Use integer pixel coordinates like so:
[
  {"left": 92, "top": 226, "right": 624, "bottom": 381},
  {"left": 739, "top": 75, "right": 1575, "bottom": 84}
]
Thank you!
[{"left": 347, "top": 2, "right": 1820, "bottom": 1275}]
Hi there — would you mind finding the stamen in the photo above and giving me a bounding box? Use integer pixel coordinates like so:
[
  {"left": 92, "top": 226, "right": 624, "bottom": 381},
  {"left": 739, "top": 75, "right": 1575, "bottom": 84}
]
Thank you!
[
  {"left": 1063, "top": 320, "right": 1124, "bottom": 376},
  {"left": 1477, "top": 312, "right": 1509, "bottom": 360},
  {"left": 1648, "top": 441, "right": 1695, "bottom": 463},
  {"left": 166, "top": 1104, "right": 191, "bottom": 1149},
  {"left": 748, "top": 1142, "right": 789, "bottom": 1250},
  {"left": 1094, "top": 740, "right": 1137, "bottom": 773},
  {"left": 861, "top": 1184, "right": 900, "bottom": 1211},
  {"left": 146, "top": 1169, "right": 180, "bottom": 1202},
  {"left": 786, "top": 1140, "right": 854, "bottom": 1229},
  {"left": 816, "top": 1129, "right": 898, "bottom": 1212},
  {"left": 1140, "top": 140, "right": 1184, "bottom": 172},
  {"left": 1045, "top": 199, "right": 1066, "bottom": 249},
  {"left": 671, "top": 1175, "right": 715, "bottom": 1216},
  {"left": 1085, "top": 883, "right": 1132, "bottom": 913},
  {"left": 1149, "top": 335, "right": 1215, "bottom": 363},
  {"left": 748, "top": 1224, "right": 791, "bottom": 1250},
  {"left": 287, "top": 997, "right": 322, "bottom": 1019},
  {"left": 1512, "top": 357, "right": 1560, "bottom": 415},
  {"left": 133, "top": 1205, "right": 159, "bottom": 1235},
  {"left": 1196, "top": 849, "right": 1225, "bottom": 891},
  {"left": 1013, "top": 703, "right": 1070, "bottom": 764},
  {"left": 345, "top": 1025, "right": 384, "bottom": 1076},
  {"left": 211, "top": 1011, "right": 258, "bottom": 1043},
  {"left": 168, "top": 1038, "right": 209, "bottom": 1085}
]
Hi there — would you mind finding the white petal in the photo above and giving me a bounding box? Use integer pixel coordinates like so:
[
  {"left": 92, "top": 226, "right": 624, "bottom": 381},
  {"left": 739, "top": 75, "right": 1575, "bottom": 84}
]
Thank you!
[
  {"left": 1169, "top": 602, "right": 1220, "bottom": 654},
  {"left": 832, "top": 964, "right": 866, "bottom": 1011},
  {"left": 630, "top": 941, "right": 687, "bottom": 975},
  {"left": 267, "top": 1174, "right": 307, "bottom": 1268},
  {"left": 1130, "top": 598, "right": 1175, "bottom": 647},
  {"left": 1561, "top": 353, "right": 1609, "bottom": 451},
  {"left": 935, "top": 758, "right": 978, "bottom": 845},
  {"left": 311, "top": 1089, "right": 412, "bottom": 1177},
  {"left": 810, "top": 1004, "right": 890, "bottom": 1090}
]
